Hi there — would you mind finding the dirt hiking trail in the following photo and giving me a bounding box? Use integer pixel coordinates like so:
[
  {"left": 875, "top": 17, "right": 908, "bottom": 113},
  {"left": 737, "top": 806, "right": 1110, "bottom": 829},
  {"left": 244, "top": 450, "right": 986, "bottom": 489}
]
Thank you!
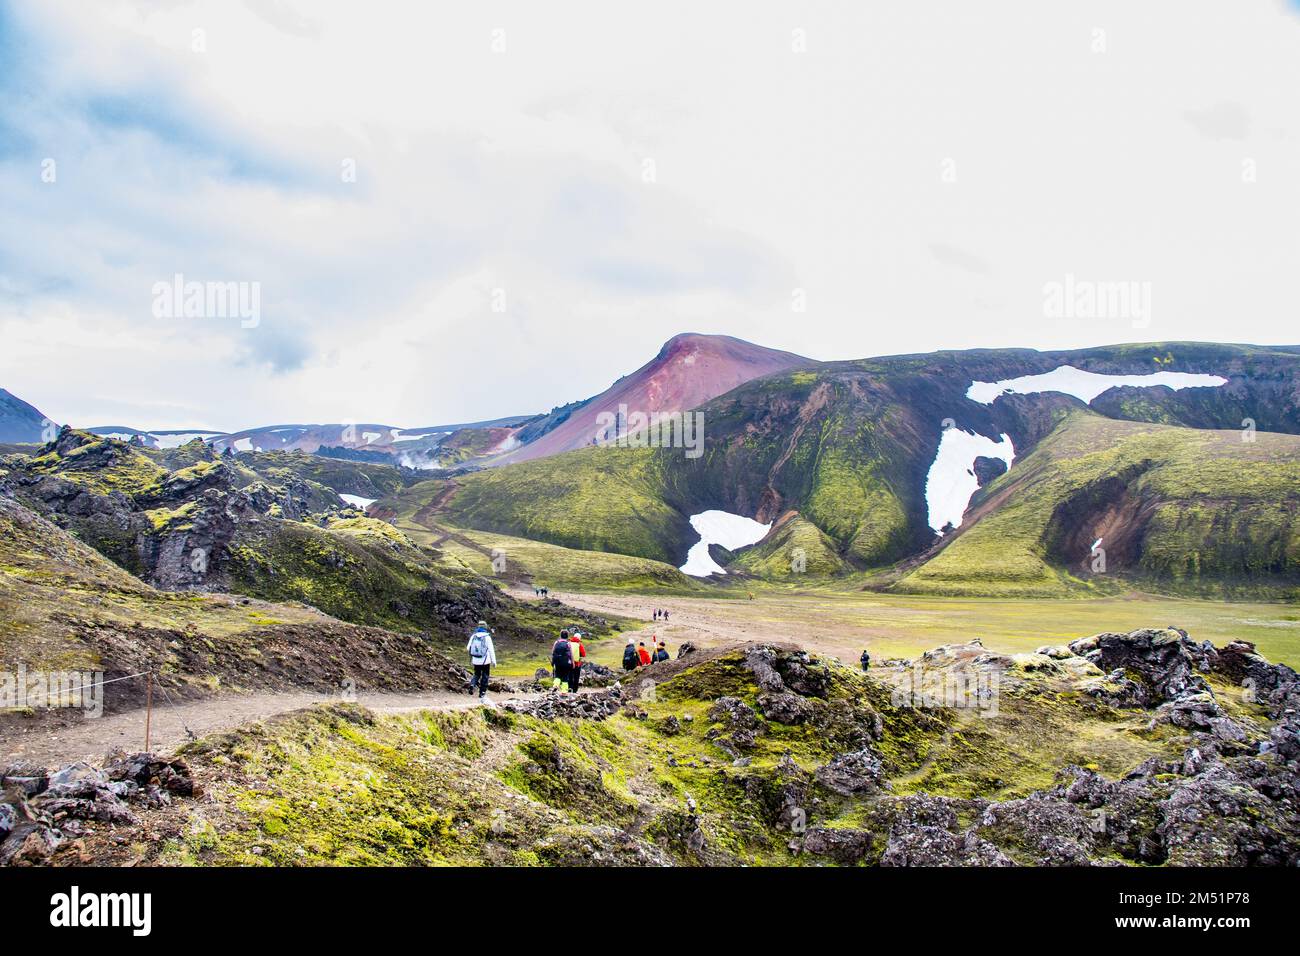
[{"left": 1, "top": 688, "right": 544, "bottom": 769}]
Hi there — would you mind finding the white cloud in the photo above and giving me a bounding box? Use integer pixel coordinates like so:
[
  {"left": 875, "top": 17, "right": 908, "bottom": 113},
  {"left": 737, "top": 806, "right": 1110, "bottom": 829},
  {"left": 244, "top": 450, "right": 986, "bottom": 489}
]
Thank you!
[{"left": 2, "top": 0, "right": 1299, "bottom": 429}]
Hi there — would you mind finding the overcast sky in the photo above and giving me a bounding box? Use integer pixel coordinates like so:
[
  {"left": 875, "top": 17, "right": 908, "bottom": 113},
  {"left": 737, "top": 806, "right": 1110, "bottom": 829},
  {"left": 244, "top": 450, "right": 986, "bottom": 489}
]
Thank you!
[{"left": 2, "top": 1, "right": 1299, "bottom": 431}]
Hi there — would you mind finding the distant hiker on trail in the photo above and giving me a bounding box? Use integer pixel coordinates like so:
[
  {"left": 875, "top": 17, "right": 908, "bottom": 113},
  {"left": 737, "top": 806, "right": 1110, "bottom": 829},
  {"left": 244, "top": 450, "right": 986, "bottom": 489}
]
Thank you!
[
  {"left": 860, "top": 649, "right": 871, "bottom": 672},
  {"left": 551, "top": 629, "right": 572, "bottom": 691},
  {"left": 466, "top": 621, "right": 497, "bottom": 703},
  {"left": 663, "top": 610, "right": 669, "bottom": 622},
  {"left": 652, "top": 609, "right": 659, "bottom": 621},
  {"left": 654, "top": 642, "right": 670, "bottom": 663},
  {"left": 622, "top": 637, "right": 639, "bottom": 671},
  {"left": 567, "top": 629, "right": 587, "bottom": 692},
  {"left": 637, "top": 641, "right": 652, "bottom": 667}
]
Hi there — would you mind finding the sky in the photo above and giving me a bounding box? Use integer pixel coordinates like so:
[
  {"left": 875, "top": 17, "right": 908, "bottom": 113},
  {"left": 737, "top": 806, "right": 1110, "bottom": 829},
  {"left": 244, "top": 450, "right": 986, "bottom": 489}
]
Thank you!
[{"left": 2, "top": 0, "right": 1299, "bottom": 431}]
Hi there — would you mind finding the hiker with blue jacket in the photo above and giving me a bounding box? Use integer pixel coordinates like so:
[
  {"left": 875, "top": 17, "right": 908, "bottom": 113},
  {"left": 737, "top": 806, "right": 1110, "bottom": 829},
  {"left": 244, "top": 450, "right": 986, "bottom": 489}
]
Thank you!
[{"left": 466, "top": 620, "right": 497, "bottom": 703}]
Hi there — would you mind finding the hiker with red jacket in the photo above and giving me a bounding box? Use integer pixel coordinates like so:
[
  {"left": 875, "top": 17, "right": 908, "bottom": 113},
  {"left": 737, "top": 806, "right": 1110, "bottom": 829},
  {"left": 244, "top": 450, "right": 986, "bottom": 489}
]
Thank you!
[
  {"left": 637, "top": 641, "right": 653, "bottom": 667},
  {"left": 567, "top": 629, "right": 587, "bottom": 692}
]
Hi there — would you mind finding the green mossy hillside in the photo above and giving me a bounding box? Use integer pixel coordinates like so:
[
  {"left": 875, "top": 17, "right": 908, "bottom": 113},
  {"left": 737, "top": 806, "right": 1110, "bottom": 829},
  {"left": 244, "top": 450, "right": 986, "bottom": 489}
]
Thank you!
[
  {"left": 896, "top": 412, "right": 1300, "bottom": 599},
  {"left": 433, "top": 447, "right": 695, "bottom": 564},
  {"left": 727, "top": 512, "right": 850, "bottom": 579},
  {"left": 161, "top": 637, "right": 1279, "bottom": 867}
]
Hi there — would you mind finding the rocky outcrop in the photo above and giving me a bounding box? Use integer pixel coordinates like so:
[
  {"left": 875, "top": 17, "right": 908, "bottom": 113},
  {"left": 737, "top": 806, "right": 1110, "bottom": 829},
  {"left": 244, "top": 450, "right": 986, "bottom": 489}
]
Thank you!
[
  {"left": 502, "top": 688, "right": 626, "bottom": 721},
  {"left": 801, "top": 826, "right": 874, "bottom": 863},
  {"left": 1069, "top": 627, "right": 1212, "bottom": 706},
  {"left": 0, "top": 752, "right": 198, "bottom": 866},
  {"left": 706, "top": 696, "right": 764, "bottom": 752},
  {"left": 815, "top": 748, "right": 884, "bottom": 796}
]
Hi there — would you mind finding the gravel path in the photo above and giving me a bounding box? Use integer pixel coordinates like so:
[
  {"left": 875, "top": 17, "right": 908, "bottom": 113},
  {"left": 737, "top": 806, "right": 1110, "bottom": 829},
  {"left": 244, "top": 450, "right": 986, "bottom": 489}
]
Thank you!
[{"left": 0, "top": 687, "right": 535, "bottom": 768}]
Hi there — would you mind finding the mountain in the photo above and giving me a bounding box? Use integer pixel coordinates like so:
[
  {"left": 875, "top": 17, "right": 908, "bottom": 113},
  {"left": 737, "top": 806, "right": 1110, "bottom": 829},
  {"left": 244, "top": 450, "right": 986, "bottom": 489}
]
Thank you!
[
  {"left": 892, "top": 410, "right": 1300, "bottom": 599},
  {"left": 390, "top": 340, "right": 1300, "bottom": 597},
  {"left": 0, "top": 388, "right": 55, "bottom": 443},
  {"left": 60, "top": 332, "right": 809, "bottom": 471},
  {"left": 210, "top": 415, "right": 538, "bottom": 469},
  {"left": 0, "top": 491, "right": 472, "bottom": 711},
  {"left": 0, "top": 429, "right": 614, "bottom": 653},
  {"left": 489, "top": 333, "right": 812, "bottom": 465},
  {"left": 87, "top": 426, "right": 227, "bottom": 449}
]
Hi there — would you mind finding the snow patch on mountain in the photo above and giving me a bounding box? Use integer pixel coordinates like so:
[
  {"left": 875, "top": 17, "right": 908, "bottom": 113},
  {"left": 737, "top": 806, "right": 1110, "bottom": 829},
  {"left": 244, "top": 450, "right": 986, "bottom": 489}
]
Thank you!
[
  {"left": 926, "top": 428, "right": 1015, "bottom": 533},
  {"left": 339, "top": 494, "right": 377, "bottom": 510},
  {"left": 154, "top": 432, "right": 222, "bottom": 449},
  {"left": 679, "top": 510, "right": 772, "bottom": 577},
  {"left": 967, "top": 365, "right": 1227, "bottom": 405}
]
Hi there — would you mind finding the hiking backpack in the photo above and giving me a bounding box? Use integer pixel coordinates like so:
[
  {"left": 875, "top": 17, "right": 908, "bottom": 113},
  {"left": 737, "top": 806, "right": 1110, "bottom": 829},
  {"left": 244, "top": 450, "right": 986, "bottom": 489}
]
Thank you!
[
  {"left": 469, "top": 630, "right": 489, "bottom": 659},
  {"left": 622, "top": 644, "right": 639, "bottom": 669},
  {"left": 552, "top": 640, "right": 570, "bottom": 669}
]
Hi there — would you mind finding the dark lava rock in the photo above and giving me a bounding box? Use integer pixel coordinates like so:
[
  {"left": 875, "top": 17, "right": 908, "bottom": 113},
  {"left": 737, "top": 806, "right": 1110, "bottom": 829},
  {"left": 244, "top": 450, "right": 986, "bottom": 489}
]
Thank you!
[
  {"left": 706, "top": 696, "right": 763, "bottom": 751},
  {"left": 815, "top": 748, "right": 884, "bottom": 796},
  {"left": 757, "top": 691, "right": 814, "bottom": 725},
  {"left": 1070, "top": 628, "right": 1212, "bottom": 706},
  {"left": 502, "top": 687, "right": 625, "bottom": 721},
  {"left": 803, "top": 826, "right": 874, "bottom": 863}
]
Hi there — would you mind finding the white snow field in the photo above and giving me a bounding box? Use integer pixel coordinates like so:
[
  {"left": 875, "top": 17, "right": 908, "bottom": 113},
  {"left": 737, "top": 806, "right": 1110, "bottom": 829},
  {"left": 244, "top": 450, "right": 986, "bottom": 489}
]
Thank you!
[
  {"left": 925, "top": 428, "right": 1015, "bottom": 534},
  {"left": 154, "top": 432, "right": 222, "bottom": 449},
  {"left": 338, "top": 494, "right": 378, "bottom": 510},
  {"left": 967, "top": 365, "right": 1227, "bottom": 405},
  {"left": 679, "top": 510, "right": 772, "bottom": 577}
]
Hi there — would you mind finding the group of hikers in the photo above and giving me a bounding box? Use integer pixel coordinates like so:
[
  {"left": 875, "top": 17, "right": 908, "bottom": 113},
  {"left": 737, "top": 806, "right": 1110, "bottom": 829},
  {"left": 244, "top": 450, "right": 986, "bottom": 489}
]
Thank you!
[
  {"left": 465, "top": 619, "right": 677, "bottom": 703},
  {"left": 533, "top": 586, "right": 550, "bottom": 598},
  {"left": 624, "top": 637, "right": 670, "bottom": 670},
  {"left": 650, "top": 608, "right": 671, "bottom": 622},
  {"left": 548, "top": 627, "right": 589, "bottom": 692},
  {"left": 466, "top": 617, "right": 873, "bottom": 707}
]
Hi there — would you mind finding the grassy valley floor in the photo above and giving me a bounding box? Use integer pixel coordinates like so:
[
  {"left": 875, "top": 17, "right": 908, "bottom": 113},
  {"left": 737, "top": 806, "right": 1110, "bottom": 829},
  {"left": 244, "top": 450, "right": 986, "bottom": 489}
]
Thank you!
[{"left": 534, "top": 587, "right": 1300, "bottom": 671}]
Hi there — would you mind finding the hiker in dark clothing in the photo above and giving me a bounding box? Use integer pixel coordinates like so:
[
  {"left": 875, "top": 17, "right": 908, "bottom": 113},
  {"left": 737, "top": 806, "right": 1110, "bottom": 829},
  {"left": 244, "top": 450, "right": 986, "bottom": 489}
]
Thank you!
[
  {"left": 860, "top": 649, "right": 871, "bottom": 672},
  {"left": 622, "top": 638, "right": 639, "bottom": 671},
  {"left": 551, "top": 629, "right": 572, "bottom": 692},
  {"left": 654, "top": 642, "right": 670, "bottom": 663}
]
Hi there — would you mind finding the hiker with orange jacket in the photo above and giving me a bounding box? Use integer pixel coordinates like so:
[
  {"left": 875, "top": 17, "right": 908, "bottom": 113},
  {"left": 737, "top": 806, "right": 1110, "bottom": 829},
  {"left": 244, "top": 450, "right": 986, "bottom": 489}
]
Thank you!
[{"left": 637, "top": 641, "right": 653, "bottom": 667}]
